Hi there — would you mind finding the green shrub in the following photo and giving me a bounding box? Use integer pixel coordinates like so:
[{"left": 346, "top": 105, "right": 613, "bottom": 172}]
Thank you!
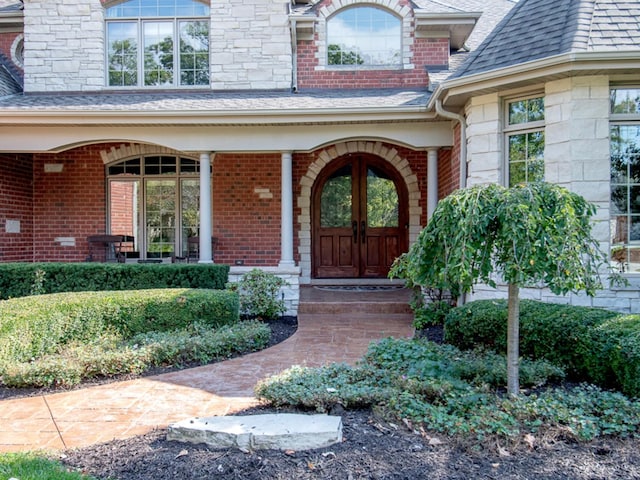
[
  {"left": 591, "top": 314, "right": 640, "bottom": 397},
  {"left": 256, "top": 337, "right": 640, "bottom": 442},
  {"left": 443, "top": 300, "right": 640, "bottom": 397},
  {"left": 0, "top": 289, "right": 239, "bottom": 365},
  {"left": 1, "top": 321, "right": 269, "bottom": 388},
  {"left": 257, "top": 338, "right": 565, "bottom": 412},
  {"left": 227, "top": 269, "right": 288, "bottom": 320},
  {"left": 0, "top": 262, "right": 229, "bottom": 299}
]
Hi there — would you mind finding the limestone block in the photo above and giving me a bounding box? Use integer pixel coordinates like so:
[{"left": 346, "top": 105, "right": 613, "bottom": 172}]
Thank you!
[{"left": 168, "top": 414, "right": 343, "bottom": 451}]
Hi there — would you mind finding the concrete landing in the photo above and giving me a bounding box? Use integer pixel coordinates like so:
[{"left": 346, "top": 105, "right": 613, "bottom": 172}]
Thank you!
[{"left": 167, "top": 414, "right": 343, "bottom": 451}]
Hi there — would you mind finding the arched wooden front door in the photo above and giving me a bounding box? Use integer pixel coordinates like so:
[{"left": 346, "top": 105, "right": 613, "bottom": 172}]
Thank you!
[{"left": 312, "top": 154, "right": 409, "bottom": 278}]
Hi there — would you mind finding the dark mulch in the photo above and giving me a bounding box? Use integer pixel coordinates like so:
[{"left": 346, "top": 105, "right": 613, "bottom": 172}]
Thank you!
[
  {"left": 60, "top": 407, "right": 640, "bottom": 480},
  {"left": 6, "top": 320, "right": 640, "bottom": 478}
]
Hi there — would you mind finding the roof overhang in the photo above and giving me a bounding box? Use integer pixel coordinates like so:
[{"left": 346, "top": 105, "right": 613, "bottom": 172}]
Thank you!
[
  {"left": 0, "top": 9, "right": 23, "bottom": 32},
  {"left": 0, "top": 99, "right": 453, "bottom": 153},
  {"left": 414, "top": 12, "right": 481, "bottom": 50},
  {"left": 432, "top": 50, "right": 640, "bottom": 111}
]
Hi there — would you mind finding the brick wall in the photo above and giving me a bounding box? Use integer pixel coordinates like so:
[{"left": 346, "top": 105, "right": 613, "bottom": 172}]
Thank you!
[
  {"left": 0, "top": 154, "right": 33, "bottom": 262},
  {"left": 32, "top": 146, "right": 107, "bottom": 261},
  {"left": 438, "top": 124, "right": 460, "bottom": 198},
  {"left": 213, "top": 153, "right": 282, "bottom": 266},
  {"left": 296, "top": 0, "right": 446, "bottom": 89}
]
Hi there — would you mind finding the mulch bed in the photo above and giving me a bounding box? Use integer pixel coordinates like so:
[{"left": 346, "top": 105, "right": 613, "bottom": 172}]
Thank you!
[
  {"left": 60, "top": 407, "right": 640, "bottom": 480},
  {"left": 4, "top": 320, "right": 640, "bottom": 478}
]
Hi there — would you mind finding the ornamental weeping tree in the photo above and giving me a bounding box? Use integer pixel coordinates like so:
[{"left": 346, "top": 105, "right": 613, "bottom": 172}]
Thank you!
[{"left": 391, "top": 182, "right": 612, "bottom": 396}]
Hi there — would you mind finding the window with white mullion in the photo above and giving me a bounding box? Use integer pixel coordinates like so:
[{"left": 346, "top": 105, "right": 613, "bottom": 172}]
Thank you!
[
  {"left": 105, "top": 0, "right": 209, "bottom": 88},
  {"left": 504, "top": 95, "right": 545, "bottom": 187}
]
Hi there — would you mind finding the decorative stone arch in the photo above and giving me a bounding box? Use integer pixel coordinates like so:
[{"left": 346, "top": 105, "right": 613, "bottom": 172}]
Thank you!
[
  {"left": 298, "top": 141, "right": 422, "bottom": 283},
  {"left": 315, "top": 0, "right": 415, "bottom": 69},
  {"left": 100, "top": 143, "right": 198, "bottom": 165},
  {"left": 11, "top": 34, "right": 24, "bottom": 69}
]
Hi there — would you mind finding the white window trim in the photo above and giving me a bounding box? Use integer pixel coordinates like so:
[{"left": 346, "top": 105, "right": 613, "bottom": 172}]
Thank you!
[
  {"left": 104, "top": 3, "right": 211, "bottom": 89},
  {"left": 316, "top": 0, "right": 414, "bottom": 71},
  {"left": 502, "top": 93, "right": 545, "bottom": 187}
]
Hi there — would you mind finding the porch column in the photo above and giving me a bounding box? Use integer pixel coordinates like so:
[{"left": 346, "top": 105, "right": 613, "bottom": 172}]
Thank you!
[
  {"left": 199, "top": 152, "right": 213, "bottom": 263},
  {"left": 427, "top": 148, "right": 439, "bottom": 221},
  {"left": 279, "top": 151, "right": 296, "bottom": 268}
]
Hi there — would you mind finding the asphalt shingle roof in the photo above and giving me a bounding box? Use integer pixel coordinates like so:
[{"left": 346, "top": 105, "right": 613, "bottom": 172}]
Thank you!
[
  {"left": 0, "top": 89, "right": 431, "bottom": 113},
  {"left": 0, "top": 52, "right": 22, "bottom": 97},
  {"left": 452, "top": 0, "right": 640, "bottom": 79}
]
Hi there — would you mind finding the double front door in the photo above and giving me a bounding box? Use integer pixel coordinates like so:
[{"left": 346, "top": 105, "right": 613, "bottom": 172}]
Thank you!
[{"left": 313, "top": 155, "right": 408, "bottom": 278}]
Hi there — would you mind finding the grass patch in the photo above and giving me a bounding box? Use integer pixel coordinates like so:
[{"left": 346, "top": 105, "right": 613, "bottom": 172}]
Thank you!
[
  {"left": 256, "top": 337, "right": 640, "bottom": 442},
  {"left": 0, "top": 452, "right": 95, "bottom": 480}
]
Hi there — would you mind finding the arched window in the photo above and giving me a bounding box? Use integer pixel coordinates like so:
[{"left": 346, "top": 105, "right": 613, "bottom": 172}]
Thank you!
[
  {"left": 327, "top": 6, "right": 401, "bottom": 67},
  {"left": 105, "top": 0, "right": 210, "bottom": 87}
]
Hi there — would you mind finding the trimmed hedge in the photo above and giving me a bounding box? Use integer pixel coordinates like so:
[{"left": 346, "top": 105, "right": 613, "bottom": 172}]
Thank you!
[
  {"left": 0, "top": 288, "right": 239, "bottom": 364},
  {"left": 0, "top": 262, "right": 229, "bottom": 299},
  {"left": 444, "top": 300, "right": 640, "bottom": 397}
]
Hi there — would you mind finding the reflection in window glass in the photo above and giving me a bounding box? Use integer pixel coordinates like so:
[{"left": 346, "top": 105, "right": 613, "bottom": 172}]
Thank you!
[
  {"left": 144, "top": 22, "right": 174, "bottom": 86},
  {"left": 611, "top": 88, "right": 640, "bottom": 114},
  {"left": 327, "top": 7, "right": 401, "bottom": 67},
  {"left": 107, "top": 22, "right": 138, "bottom": 86},
  {"left": 321, "top": 165, "right": 352, "bottom": 228},
  {"left": 106, "top": 0, "right": 209, "bottom": 87},
  {"left": 610, "top": 123, "right": 640, "bottom": 272},
  {"left": 108, "top": 156, "right": 203, "bottom": 261},
  {"left": 107, "top": 0, "right": 209, "bottom": 18},
  {"left": 508, "top": 131, "right": 545, "bottom": 186},
  {"left": 367, "top": 167, "right": 398, "bottom": 227},
  {"left": 179, "top": 20, "right": 210, "bottom": 86},
  {"left": 508, "top": 97, "right": 544, "bottom": 125}
]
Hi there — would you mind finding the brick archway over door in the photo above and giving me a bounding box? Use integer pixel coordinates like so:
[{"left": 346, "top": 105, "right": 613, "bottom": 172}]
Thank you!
[{"left": 298, "top": 141, "right": 422, "bottom": 283}]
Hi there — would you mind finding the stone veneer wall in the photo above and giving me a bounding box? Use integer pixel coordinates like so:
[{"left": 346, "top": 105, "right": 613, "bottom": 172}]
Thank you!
[
  {"left": 210, "top": 0, "right": 292, "bottom": 90},
  {"left": 227, "top": 266, "right": 301, "bottom": 316},
  {"left": 23, "top": 0, "right": 104, "bottom": 92},
  {"left": 22, "top": 0, "right": 293, "bottom": 92},
  {"left": 464, "top": 75, "right": 640, "bottom": 314}
]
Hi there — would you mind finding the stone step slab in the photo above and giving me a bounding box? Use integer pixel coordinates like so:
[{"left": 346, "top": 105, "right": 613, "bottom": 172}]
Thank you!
[{"left": 167, "top": 414, "right": 343, "bottom": 451}]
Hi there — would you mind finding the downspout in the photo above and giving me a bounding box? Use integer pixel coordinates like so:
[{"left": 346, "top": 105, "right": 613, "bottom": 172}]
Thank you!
[
  {"left": 289, "top": 16, "right": 298, "bottom": 92},
  {"left": 435, "top": 99, "right": 468, "bottom": 307},
  {"left": 435, "top": 99, "right": 467, "bottom": 188}
]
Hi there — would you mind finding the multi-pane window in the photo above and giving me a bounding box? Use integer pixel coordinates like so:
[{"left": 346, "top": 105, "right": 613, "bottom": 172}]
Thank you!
[
  {"left": 505, "top": 96, "right": 545, "bottom": 186},
  {"left": 108, "top": 156, "right": 208, "bottom": 261},
  {"left": 106, "top": 0, "right": 210, "bottom": 88},
  {"left": 610, "top": 88, "right": 640, "bottom": 273},
  {"left": 327, "top": 7, "right": 401, "bottom": 67}
]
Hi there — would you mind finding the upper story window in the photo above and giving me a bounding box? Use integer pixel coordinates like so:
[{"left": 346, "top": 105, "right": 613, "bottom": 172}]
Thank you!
[
  {"left": 610, "top": 87, "right": 640, "bottom": 273},
  {"left": 504, "top": 96, "right": 545, "bottom": 187},
  {"left": 327, "top": 6, "right": 401, "bottom": 67},
  {"left": 106, "top": 0, "right": 210, "bottom": 88}
]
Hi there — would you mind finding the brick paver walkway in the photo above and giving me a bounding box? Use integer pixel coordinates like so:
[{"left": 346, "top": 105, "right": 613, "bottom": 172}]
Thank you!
[{"left": 0, "top": 290, "right": 413, "bottom": 452}]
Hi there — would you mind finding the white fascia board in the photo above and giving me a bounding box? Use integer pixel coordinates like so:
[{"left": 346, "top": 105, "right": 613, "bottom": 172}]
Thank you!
[
  {"left": 434, "top": 51, "right": 640, "bottom": 107},
  {"left": 0, "top": 105, "right": 435, "bottom": 126}
]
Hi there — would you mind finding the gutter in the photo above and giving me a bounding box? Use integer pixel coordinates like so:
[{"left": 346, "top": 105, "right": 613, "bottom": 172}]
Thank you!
[{"left": 435, "top": 98, "right": 467, "bottom": 189}]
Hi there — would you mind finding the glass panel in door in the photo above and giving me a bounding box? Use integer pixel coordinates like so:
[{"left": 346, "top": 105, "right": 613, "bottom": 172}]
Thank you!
[
  {"left": 366, "top": 166, "right": 399, "bottom": 228},
  {"left": 146, "top": 179, "right": 176, "bottom": 259},
  {"left": 109, "top": 180, "right": 140, "bottom": 259},
  {"left": 320, "top": 164, "right": 353, "bottom": 227},
  {"left": 180, "top": 179, "right": 200, "bottom": 256}
]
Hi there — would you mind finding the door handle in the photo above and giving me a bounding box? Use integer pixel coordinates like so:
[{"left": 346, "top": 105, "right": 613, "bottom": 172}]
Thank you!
[
  {"left": 361, "top": 221, "right": 366, "bottom": 244},
  {"left": 352, "top": 220, "right": 358, "bottom": 244}
]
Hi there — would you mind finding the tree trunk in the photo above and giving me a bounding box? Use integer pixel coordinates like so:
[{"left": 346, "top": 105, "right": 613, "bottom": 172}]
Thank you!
[{"left": 507, "top": 283, "right": 520, "bottom": 396}]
